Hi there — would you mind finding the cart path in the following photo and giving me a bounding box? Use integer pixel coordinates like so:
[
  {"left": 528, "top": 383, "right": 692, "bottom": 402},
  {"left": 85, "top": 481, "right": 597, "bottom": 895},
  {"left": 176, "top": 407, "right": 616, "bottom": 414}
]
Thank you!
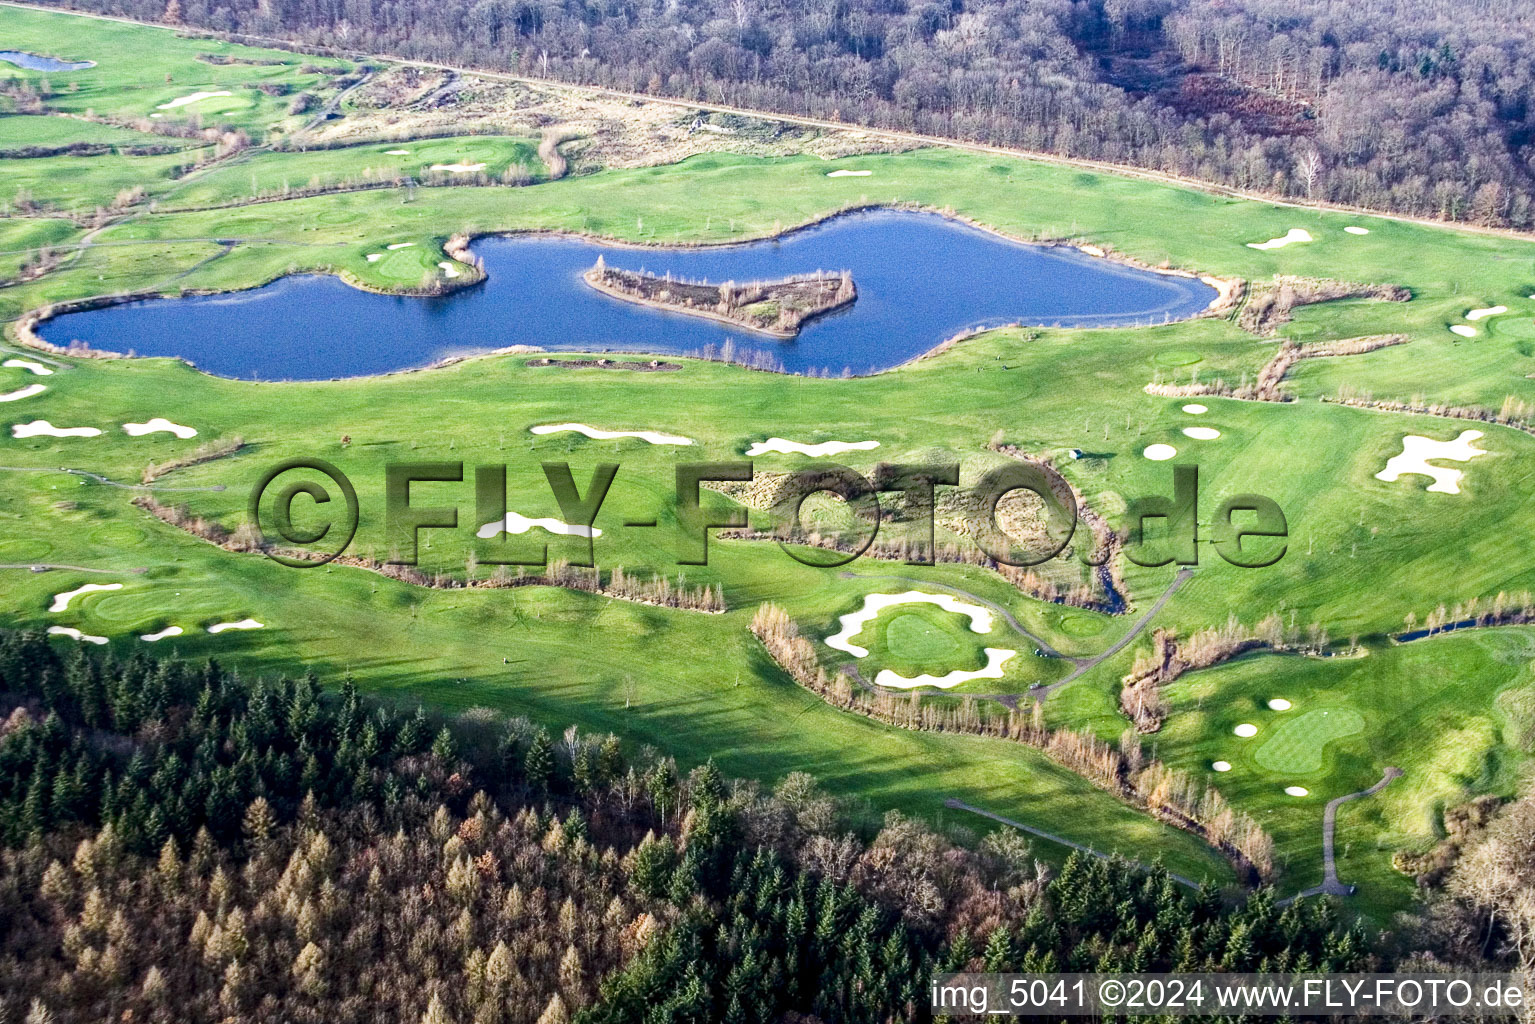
[
  {"left": 945, "top": 798, "right": 1204, "bottom": 889},
  {"left": 0, "top": 465, "right": 227, "bottom": 492},
  {"left": 1278, "top": 767, "right": 1403, "bottom": 905}
]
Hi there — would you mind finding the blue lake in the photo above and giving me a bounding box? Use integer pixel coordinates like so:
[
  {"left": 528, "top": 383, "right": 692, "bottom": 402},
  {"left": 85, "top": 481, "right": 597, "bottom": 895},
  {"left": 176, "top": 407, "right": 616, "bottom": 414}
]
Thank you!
[
  {"left": 0, "top": 50, "right": 96, "bottom": 71},
  {"left": 37, "top": 210, "right": 1216, "bottom": 380}
]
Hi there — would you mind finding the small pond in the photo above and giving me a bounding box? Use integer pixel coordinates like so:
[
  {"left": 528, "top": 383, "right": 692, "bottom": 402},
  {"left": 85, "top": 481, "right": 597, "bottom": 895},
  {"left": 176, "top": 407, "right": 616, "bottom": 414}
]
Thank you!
[
  {"left": 36, "top": 209, "right": 1217, "bottom": 380},
  {"left": 0, "top": 50, "right": 96, "bottom": 72}
]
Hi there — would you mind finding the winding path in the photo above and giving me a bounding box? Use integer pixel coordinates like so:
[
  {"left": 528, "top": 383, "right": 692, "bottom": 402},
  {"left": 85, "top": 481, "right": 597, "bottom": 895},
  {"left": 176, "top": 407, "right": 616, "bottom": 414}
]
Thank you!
[
  {"left": 1278, "top": 767, "right": 1403, "bottom": 905},
  {"left": 1033, "top": 567, "right": 1195, "bottom": 697},
  {"left": 945, "top": 798, "right": 1204, "bottom": 889}
]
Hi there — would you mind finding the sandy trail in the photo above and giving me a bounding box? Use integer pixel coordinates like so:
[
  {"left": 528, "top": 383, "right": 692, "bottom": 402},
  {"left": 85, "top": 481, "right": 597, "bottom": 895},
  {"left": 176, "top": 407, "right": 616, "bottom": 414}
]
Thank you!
[
  {"left": 825, "top": 590, "right": 994, "bottom": 658},
  {"left": 13, "top": 420, "right": 100, "bottom": 437},
  {"left": 746, "top": 438, "right": 879, "bottom": 457},
  {"left": 531, "top": 423, "right": 693, "bottom": 445},
  {"left": 124, "top": 418, "right": 197, "bottom": 439},
  {"left": 1247, "top": 228, "right": 1313, "bottom": 250},
  {"left": 476, "top": 511, "right": 602, "bottom": 539},
  {"left": 49, "top": 582, "right": 122, "bottom": 612},
  {"left": 0, "top": 383, "right": 46, "bottom": 402},
  {"left": 1376, "top": 429, "right": 1486, "bottom": 494}
]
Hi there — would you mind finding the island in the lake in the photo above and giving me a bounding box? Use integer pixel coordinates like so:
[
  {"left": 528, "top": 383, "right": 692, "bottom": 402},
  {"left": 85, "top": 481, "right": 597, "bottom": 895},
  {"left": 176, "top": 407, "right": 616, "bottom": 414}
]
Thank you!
[{"left": 582, "top": 257, "right": 856, "bottom": 338}]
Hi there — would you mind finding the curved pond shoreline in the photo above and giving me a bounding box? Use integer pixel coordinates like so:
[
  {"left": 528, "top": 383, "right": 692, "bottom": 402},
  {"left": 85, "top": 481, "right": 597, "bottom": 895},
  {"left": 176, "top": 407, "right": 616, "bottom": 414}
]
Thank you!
[
  {"left": 31, "top": 208, "right": 1220, "bottom": 381},
  {"left": 0, "top": 50, "right": 96, "bottom": 72}
]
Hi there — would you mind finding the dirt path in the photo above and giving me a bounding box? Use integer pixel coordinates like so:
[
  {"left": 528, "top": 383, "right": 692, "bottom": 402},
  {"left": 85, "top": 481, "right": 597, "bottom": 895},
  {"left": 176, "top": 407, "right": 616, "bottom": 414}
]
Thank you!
[
  {"left": 0, "top": 562, "right": 145, "bottom": 574},
  {"left": 1278, "top": 767, "right": 1403, "bottom": 905},
  {"left": 945, "top": 798, "right": 1205, "bottom": 888},
  {"left": 1032, "top": 567, "right": 1195, "bottom": 697},
  {"left": 0, "top": 465, "right": 227, "bottom": 492}
]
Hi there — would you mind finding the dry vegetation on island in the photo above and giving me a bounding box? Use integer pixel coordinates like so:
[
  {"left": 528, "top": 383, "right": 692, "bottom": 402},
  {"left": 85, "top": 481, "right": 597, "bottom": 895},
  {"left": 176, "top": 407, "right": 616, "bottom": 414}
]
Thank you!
[{"left": 582, "top": 260, "right": 855, "bottom": 338}]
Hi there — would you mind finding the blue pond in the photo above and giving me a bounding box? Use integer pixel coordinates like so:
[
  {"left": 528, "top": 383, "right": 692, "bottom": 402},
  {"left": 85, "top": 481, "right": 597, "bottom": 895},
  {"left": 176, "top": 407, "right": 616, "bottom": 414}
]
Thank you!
[
  {"left": 38, "top": 210, "right": 1215, "bottom": 380},
  {"left": 0, "top": 50, "right": 96, "bottom": 71}
]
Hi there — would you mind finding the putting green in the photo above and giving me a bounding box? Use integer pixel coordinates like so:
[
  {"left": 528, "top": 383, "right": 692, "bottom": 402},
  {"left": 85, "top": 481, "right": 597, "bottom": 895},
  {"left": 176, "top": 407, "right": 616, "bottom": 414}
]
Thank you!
[
  {"left": 0, "top": 539, "right": 52, "bottom": 560},
  {"left": 1153, "top": 349, "right": 1203, "bottom": 367},
  {"left": 883, "top": 610, "right": 972, "bottom": 666},
  {"left": 1253, "top": 708, "right": 1366, "bottom": 775},
  {"left": 85, "top": 585, "right": 247, "bottom": 629},
  {"left": 1057, "top": 613, "right": 1108, "bottom": 638}
]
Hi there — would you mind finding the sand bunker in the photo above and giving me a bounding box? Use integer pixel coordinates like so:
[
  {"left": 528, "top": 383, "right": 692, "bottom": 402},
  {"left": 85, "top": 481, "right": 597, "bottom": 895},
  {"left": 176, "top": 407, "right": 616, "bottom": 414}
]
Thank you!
[
  {"left": 1450, "top": 325, "right": 1478, "bottom": 338},
  {"left": 1212, "top": 761, "right": 1232, "bottom": 772},
  {"left": 4, "top": 358, "right": 53, "bottom": 375},
  {"left": 1181, "top": 403, "right": 1208, "bottom": 414},
  {"left": 826, "top": 590, "right": 995, "bottom": 658},
  {"left": 1375, "top": 429, "right": 1486, "bottom": 494},
  {"left": 476, "top": 511, "right": 602, "bottom": 539},
  {"left": 48, "top": 626, "right": 107, "bottom": 645},
  {"left": 0, "top": 383, "right": 46, "bottom": 402},
  {"left": 438, "top": 261, "right": 461, "bottom": 278},
  {"left": 208, "top": 619, "right": 264, "bottom": 633},
  {"left": 430, "top": 163, "right": 486, "bottom": 173},
  {"left": 1234, "top": 723, "right": 1258, "bottom": 738},
  {"left": 1182, "top": 427, "right": 1221, "bottom": 440},
  {"left": 385, "top": 149, "right": 410, "bottom": 155},
  {"left": 746, "top": 438, "right": 880, "bottom": 457},
  {"left": 157, "top": 90, "right": 232, "bottom": 109},
  {"left": 386, "top": 242, "right": 415, "bottom": 250},
  {"left": 365, "top": 253, "right": 382, "bottom": 262},
  {"left": 123, "top": 418, "right": 197, "bottom": 439},
  {"left": 49, "top": 582, "right": 122, "bottom": 612},
  {"left": 827, "top": 170, "right": 872, "bottom": 177},
  {"left": 1143, "top": 443, "right": 1177, "bottom": 461},
  {"left": 140, "top": 626, "right": 183, "bottom": 642},
  {"left": 1247, "top": 228, "right": 1313, "bottom": 250},
  {"left": 531, "top": 423, "right": 693, "bottom": 446},
  {"left": 1344, "top": 226, "right": 1371, "bottom": 235},
  {"left": 1284, "top": 786, "right": 1310, "bottom": 797},
  {"left": 874, "top": 648, "right": 1017, "bottom": 690},
  {"left": 13, "top": 420, "right": 101, "bottom": 438},
  {"left": 1268, "top": 698, "right": 1292, "bottom": 711},
  {"left": 1467, "top": 305, "right": 1509, "bottom": 321}
]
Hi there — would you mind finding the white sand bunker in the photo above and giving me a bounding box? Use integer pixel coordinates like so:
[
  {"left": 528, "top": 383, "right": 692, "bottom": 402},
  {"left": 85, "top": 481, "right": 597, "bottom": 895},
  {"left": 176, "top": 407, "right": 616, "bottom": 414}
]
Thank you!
[
  {"left": 1467, "top": 305, "right": 1509, "bottom": 321},
  {"left": 365, "top": 253, "right": 382, "bottom": 262},
  {"left": 13, "top": 420, "right": 101, "bottom": 438},
  {"left": 1212, "top": 761, "right": 1232, "bottom": 772},
  {"left": 1268, "top": 698, "right": 1292, "bottom": 711},
  {"left": 157, "top": 90, "right": 232, "bottom": 109},
  {"left": 1182, "top": 427, "right": 1221, "bottom": 440},
  {"left": 49, "top": 582, "right": 122, "bottom": 612},
  {"left": 1247, "top": 228, "right": 1313, "bottom": 250},
  {"left": 531, "top": 423, "right": 693, "bottom": 446},
  {"left": 1181, "top": 403, "right": 1207, "bottom": 414},
  {"left": 438, "top": 261, "right": 461, "bottom": 278},
  {"left": 875, "top": 648, "right": 1016, "bottom": 690},
  {"left": 48, "top": 625, "right": 107, "bottom": 645},
  {"left": 1285, "top": 786, "right": 1310, "bottom": 797},
  {"left": 1376, "top": 429, "right": 1486, "bottom": 494},
  {"left": 476, "top": 511, "right": 602, "bottom": 539},
  {"left": 123, "top": 418, "right": 197, "bottom": 439},
  {"left": 0, "top": 383, "right": 47, "bottom": 402},
  {"left": 386, "top": 242, "right": 415, "bottom": 250},
  {"left": 826, "top": 590, "right": 995, "bottom": 658},
  {"left": 1234, "top": 723, "right": 1258, "bottom": 738},
  {"left": 1344, "top": 226, "right": 1371, "bottom": 235},
  {"left": 140, "top": 626, "right": 183, "bottom": 642},
  {"left": 1450, "top": 325, "right": 1478, "bottom": 338},
  {"left": 827, "top": 170, "right": 872, "bottom": 177},
  {"left": 4, "top": 358, "right": 53, "bottom": 376},
  {"left": 1143, "top": 443, "right": 1177, "bottom": 461},
  {"left": 208, "top": 619, "right": 264, "bottom": 633},
  {"left": 385, "top": 149, "right": 411, "bottom": 155},
  {"left": 746, "top": 438, "right": 880, "bottom": 457},
  {"left": 430, "top": 163, "right": 486, "bottom": 173}
]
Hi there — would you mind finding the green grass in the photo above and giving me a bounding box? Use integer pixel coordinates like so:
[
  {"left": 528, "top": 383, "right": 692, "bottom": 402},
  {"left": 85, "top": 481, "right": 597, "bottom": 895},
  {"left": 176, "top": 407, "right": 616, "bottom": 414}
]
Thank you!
[
  {"left": 5, "top": 0, "right": 1535, "bottom": 917},
  {"left": 1253, "top": 707, "right": 1368, "bottom": 774},
  {"left": 0, "top": 113, "right": 198, "bottom": 149}
]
